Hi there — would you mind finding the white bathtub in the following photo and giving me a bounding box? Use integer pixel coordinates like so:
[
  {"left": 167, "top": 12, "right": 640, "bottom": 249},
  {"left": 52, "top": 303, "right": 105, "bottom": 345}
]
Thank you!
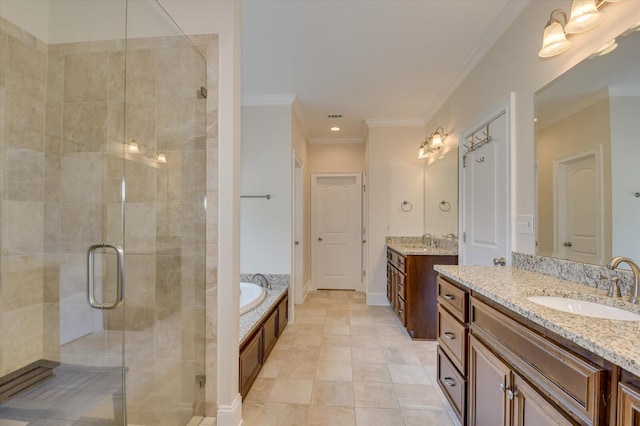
[{"left": 240, "top": 282, "right": 267, "bottom": 315}]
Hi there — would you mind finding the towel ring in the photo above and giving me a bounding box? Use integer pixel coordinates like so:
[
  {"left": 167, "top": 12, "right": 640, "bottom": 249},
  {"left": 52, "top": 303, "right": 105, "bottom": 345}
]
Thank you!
[
  {"left": 401, "top": 201, "right": 413, "bottom": 212},
  {"left": 439, "top": 200, "right": 451, "bottom": 212}
]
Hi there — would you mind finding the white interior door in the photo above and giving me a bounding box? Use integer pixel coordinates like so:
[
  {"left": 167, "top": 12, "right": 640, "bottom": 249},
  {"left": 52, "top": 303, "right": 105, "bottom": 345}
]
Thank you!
[
  {"left": 461, "top": 108, "right": 511, "bottom": 266},
  {"left": 312, "top": 173, "right": 362, "bottom": 290},
  {"left": 293, "top": 157, "right": 305, "bottom": 304},
  {"left": 555, "top": 150, "right": 602, "bottom": 264}
]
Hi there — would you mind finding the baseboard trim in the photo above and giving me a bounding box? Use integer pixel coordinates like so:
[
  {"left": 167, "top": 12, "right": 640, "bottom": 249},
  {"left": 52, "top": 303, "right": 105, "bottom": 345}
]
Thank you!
[
  {"left": 366, "top": 292, "right": 390, "bottom": 306},
  {"left": 216, "top": 393, "right": 242, "bottom": 426}
]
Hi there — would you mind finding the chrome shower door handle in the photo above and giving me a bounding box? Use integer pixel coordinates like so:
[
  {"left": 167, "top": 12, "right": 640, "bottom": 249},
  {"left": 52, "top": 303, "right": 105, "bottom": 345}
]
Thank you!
[{"left": 87, "top": 243, "right": 125, "bottom": 310}]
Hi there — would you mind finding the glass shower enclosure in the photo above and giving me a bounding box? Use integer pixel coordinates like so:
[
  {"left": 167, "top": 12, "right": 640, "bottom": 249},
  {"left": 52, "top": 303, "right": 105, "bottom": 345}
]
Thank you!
[{"left": 0, "top": 0, "right": 207, "bottom": 424}]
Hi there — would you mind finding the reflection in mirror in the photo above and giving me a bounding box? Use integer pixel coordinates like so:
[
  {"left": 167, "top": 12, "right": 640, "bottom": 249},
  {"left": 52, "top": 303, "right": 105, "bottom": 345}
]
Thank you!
[
  {"left": 423, "top": 148, "right": 458, "bottom": 239},
  {"left": 535, "top": 24, "right": 640, "bottom": 266}
]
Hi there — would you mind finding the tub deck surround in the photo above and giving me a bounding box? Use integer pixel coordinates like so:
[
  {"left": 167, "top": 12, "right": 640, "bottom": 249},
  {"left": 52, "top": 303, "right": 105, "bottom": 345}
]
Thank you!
[
  {"left": 239, "top": 280, "right": 288, "bottom": 345},
  {"left": 434, "top": 265, "right": 640, "bottom": 377}
]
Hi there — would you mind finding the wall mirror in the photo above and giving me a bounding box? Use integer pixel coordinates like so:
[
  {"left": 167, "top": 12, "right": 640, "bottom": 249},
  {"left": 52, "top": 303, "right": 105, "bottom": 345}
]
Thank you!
[
  {"left": 423, "top": 147, "right": 459, "bottom": 241},
  {"left": 535, "top": 24, "right": 640, "bottom": 266}
]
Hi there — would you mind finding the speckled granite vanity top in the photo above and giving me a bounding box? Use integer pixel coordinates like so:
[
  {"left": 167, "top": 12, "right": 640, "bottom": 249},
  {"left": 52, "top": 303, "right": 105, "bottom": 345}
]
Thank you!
[
  {"left": 387, "top": 243, "right": 457, "bottom": 256},
  {"left": 435, "top": 265, "right": 640, "bottom": 376},
  {"left": 239, "top": 282, "right": 288, "bottom": 345}
]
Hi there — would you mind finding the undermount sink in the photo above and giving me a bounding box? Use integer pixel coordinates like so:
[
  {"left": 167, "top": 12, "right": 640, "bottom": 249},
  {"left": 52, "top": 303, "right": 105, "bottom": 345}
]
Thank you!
[{"left": 527, "top": 296, "right": 640, "bottom": 321}]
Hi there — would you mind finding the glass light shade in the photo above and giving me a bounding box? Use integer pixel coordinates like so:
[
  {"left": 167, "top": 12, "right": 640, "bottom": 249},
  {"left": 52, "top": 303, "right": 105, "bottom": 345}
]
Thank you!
[
  {"left": 418, "top": 145, "right": 429, "bottom": 159},
  {"left": 539, "top": 21, "right": 572, "bottom": 58},
  {"left": 595, "top": 39, "right": 617, "bottom": 56},
  {"left": 565, "top": 0, "right": 604, "bottom": 34},
  {"left": 127, "top": 141, "right": 140, "bottom": 153},
  {"left": 430, "top": 132, "right": 443, "bottom": 148},
  {"left": 157, "top": 153, "right": 167, "bottom": 163}
]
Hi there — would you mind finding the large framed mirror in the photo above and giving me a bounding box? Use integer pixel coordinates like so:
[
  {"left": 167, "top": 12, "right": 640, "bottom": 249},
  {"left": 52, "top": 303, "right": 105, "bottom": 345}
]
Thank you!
[
  {"left": 423, "top": 147, "right": 458, "bottom": 241},
  {"left": 535, "top": 23, "right": 640, "bottom": 266}
]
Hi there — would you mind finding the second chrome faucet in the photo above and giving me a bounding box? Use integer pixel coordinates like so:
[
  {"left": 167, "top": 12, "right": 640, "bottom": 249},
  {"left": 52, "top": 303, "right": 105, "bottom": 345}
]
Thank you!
[{"left": 607, "top": 256, "right": 640, "bottom": 304}]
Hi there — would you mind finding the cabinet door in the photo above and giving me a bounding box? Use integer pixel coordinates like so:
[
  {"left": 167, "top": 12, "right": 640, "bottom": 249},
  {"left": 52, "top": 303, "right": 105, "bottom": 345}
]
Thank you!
[
  {"left": 239, "top": 331, "right": 263, "bottom": 399},
  {"left": 618, "top": 382, "right": 640, "bottom": 426},
  {"left": 277, "top": 296, "right": 288, "bottom": 336},
  {"left": 513, "top": 373, "right": 572, "bottom": 426},
  {"left": 469, "top": 334, "right": 511, "bottom": 426},
  {"left": 263, "top": 309, "right": 278, "bottom": 360}
]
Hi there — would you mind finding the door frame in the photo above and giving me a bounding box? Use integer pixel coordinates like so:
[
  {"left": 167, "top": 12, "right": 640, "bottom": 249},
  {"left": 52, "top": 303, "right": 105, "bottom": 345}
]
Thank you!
[
  {"left": 292, "top": 151, "right": 305, "bottom": 311},
  {"left": 552, "top": 146, "right": 604, "bottom": 264},
  {"left": 311, "top": 172, "right": 363, "bottom": 291},
  {"left": 459, "top": 92, "right": 515, "bottom": 266}
]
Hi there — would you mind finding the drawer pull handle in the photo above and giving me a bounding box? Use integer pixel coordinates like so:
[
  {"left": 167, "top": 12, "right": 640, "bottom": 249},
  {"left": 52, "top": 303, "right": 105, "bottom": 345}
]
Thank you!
[
  {"left": 443, "top": 294, "right": 455, "bottom": 300},
  {"left": 443, "top": 377, "right": 456, "bottom": 387},
  {"left": 443, "top": 332, "right": 456, "bottom": 340}
]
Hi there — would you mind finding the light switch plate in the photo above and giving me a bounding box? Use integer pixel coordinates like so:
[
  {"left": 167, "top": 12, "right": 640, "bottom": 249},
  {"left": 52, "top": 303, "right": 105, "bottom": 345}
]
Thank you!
[{"left": 516, "top": 214, "right": 534, "bottom": 234}]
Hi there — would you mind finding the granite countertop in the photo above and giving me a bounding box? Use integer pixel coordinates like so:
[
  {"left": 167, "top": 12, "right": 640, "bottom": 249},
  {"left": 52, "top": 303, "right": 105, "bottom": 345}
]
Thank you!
[
  {"left": 387, "top": 242, "right": 458, "bottom": 256},
  {"left": 434, "top": 265, "right": 640, "bottom": 376},
  {"left": 239, "top": 282, "right": 288, "bottom": 345}
]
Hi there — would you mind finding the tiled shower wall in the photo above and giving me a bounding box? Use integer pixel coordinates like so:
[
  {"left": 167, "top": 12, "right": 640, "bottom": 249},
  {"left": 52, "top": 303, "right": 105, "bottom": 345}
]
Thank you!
[{"left": 0, "top": 15, "right": 219, "bottom": 425}]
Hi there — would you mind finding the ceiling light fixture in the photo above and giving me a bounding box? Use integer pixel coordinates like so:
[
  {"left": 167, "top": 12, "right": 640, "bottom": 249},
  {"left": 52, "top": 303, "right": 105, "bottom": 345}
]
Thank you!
[
  {"left": 330, "top": 126, "right": 340, "bottom": 132},
  {"left": 418, "top": 127, "right": 448, "bottom": 159}
]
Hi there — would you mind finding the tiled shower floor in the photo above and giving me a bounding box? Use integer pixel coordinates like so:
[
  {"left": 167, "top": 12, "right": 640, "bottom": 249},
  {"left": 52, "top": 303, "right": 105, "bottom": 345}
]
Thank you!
[{"left": 0, "top": 364, "right": 124, "bottom": 425}]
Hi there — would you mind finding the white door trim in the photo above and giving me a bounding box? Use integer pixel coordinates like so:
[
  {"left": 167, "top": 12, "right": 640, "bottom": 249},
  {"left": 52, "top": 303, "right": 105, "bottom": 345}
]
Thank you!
[
  {"left": 552, "top": 146, "right": 604, "bottom": 264},
  {"left": 459, "top": 92, "right": 515, "bottom": 265},
  {"left": 311, "top": 172, "right": 363, "bottom": 291},
  {"left": 292, "top": 150, "right": 305, "bottom": 309}
]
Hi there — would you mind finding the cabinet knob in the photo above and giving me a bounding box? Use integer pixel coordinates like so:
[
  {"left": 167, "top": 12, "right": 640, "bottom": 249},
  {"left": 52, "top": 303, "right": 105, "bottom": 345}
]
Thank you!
[
  {"left": 443, "top": 294, "right": 455, "bottom": 301},
  {"left": 443, "top": 332, "right": 456, "bottom": 340},
  {"left": 493, "top": 257, "right": 506, "bottom": 266},
  {"left": 318, "top": 237, "right": 323, "bottom": 242},
  {"left": 443, "top": 377, "right": 456, "bottom": 387},
  {"left": 563, "top": 241, "right": 572, "bottom": 247}
]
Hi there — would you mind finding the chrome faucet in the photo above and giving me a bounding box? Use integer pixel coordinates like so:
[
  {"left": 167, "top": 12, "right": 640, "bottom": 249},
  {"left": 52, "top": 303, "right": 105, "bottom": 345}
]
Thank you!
[
  {"left": 252, "top": 273, "right": 270, "bottom": 290},
  {"left": 422, "top": 233, "right": 433, "bottom": 248},
  {"left": 607, "top": 257, "right": 640, "bottom": 304}
]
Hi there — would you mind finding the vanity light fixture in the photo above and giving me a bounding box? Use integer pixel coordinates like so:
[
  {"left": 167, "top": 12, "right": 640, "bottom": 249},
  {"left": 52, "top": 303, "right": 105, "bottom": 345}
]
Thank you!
[
  {"left": 538, "top": 0, "right": 619, "bottom": 58},
  {"left": 594, "top": 38, "right": 618, "bottom": 56},
  {"left": 157, "top": 153, "right": 167, "bottom": 163},
  {"left": 418, "top": 127, "right": 448, "bottom": 159},
  {"left": 538, "top": 9, "right": 572, "bottom": 58},
  {"left": 127, "top": 141, "right": 140, "bottom": 153},
  {"left": 565, "top": 0, "right": 603, "bottom": 34},
  {"left": 330, "top": 126, "right": 340, "bottom": 132}
]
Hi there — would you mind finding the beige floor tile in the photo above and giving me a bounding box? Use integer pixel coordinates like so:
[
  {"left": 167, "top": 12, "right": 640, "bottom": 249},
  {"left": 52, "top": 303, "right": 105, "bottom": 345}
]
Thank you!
[
  {"left": 257, "top": 402, "right": 309, "bottom": 426},
  {"left": 245, "top": 377, "right": 275, "bottom": 402},
  {"left": 394, "top": 384, "right": 446, "bottom": 409},
  {"left": 325, "top": 315, "right": 351, "bottom": 326},
  {"left": 258, "top": 357, "right": 281, "bottom": 378},
  {"left": 307, "top": 405, "right": 356, "bottom": 426},
  {"left": 402, "top": 408, "right": 456, "bottom": 425},
  {"left": 268, "top": 378, "right": 314, "bottom": 404},
  {"left": 300, "top": 315, "right": 327, "bottom": 325},
  {"left": 310, "top": 380, "right": 354, "bottom": 407},
  {"left": 319, "top": 346, "right": 352, "bottom": 362},
  {"left": 277, "top": 360, "right": 318, "bottom": 380},
  {"left": 292, "top": 333, "right": 323, "bottom": 347},
  {"left": 352, "top": 346, "right": 386, "bottom": 363},
  {"left": 353, "top": 382, "right": 398, "bottom": 408},
  {"left": 349, "top": 324, "right": 379, "bottom": 337},
  {"left": 316, "top": 361, "right": 353, "bottom": 381},
  {"left": 240, "top": 401, "right": 264, "bottom": 426},
  {"left": 355, "top": 407, "right": 405, "bottom": 426},
  {"left": 382, "top": 345, "right": 421, "bottom": 365},
  {"left": 324, "top": 324, "right": 351, "bottom": 336},
  {"left": 297, "top": 323, "right": 325, "bottom": 334},
  {"left": 376, "top": 325, "right": 407, "bottom": 337},
  {"left": 322, "top": 335, "right": 351, "bottom": 347},
  {"left": 350, "top": 335, "right": 381, "bottom": 348},
  {"left": 352, "top": 362, "right": 391, "bottom": 383},
  {"left": 286, "top": 344, "right": 321, "bottom": 362},
  {"left": 388, "top": 364, "right": 430, "bottom": 385}
]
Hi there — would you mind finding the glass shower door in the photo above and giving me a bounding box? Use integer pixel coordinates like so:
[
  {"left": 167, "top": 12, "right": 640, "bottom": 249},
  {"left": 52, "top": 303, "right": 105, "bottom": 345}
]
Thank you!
[{"left": 0, "top": 0, "right": 128, "bottom": 423}]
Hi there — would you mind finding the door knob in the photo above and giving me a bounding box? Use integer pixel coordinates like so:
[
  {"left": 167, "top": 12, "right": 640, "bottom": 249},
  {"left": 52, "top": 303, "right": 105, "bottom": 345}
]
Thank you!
[
  {"left": 294, "top": 241, "right": 299, "bottom": 245},
  {"left": 362, "top": 240, "right": 367, "bottom": 243},
  {"left": 493, "top": 257, "right": 506, "bottom": 266},
  {"left": 318, "top": 237, "right": 323, "bottom": 241},
  {"left": 563, "top": 241, "right": 572, "bottom": 247}
]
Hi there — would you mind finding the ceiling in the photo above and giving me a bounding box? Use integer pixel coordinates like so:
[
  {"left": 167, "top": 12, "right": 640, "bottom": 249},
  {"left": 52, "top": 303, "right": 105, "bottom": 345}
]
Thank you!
[{"left": 241, "top": 0, "right": 530, "bottom": 143}]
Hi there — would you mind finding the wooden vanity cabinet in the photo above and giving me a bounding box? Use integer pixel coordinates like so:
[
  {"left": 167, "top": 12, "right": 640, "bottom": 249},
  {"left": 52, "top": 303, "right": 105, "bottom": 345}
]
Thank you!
[
  {"left": 386, "top": 248, "right": 457, "bottom": 339},
  {"left": 617, "top": 381, "right": 640, "bottom": 425},
  {"left": 239, "top": 330, "right": 263, "bottom": 399}
]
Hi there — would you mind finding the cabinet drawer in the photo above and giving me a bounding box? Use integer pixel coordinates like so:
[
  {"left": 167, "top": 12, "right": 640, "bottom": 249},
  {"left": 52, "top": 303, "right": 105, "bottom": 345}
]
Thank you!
[
  {"left": 438, "top": 306, "right": 466, "bottom": 372},
  {"left": 397, "top": 273, "right": 406, "bottom": 301},
  {"left": 437, "top": 346, "right": 465, "bottom": 424},
  {"left": 397, "top": 255, "right": 405, "bottom": 273},
  {"left": 438, "top": 277, "right": 467, "bottom": 322},
  {"left": 397, "top": 297, "right": 406, "bottom": 326},
  {"left": 470, "top": 298, "right": 607, "bottom": 425}
]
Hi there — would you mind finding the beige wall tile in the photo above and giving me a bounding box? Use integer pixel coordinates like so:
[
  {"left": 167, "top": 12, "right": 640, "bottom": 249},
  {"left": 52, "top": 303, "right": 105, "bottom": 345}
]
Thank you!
[
  {"left": 124, "top": 203, "right": 156, "bottom": 254},
  {"left": 2, "top": 254, "right": 44, "bottom": 311},
  {"left": 2, "top": 304, "right": 43, "bottom": 376},
  {"left": 5, "top": 148, "right": 44, "bottom": 201},
  {"left": 2, "top": 201, "right": 43, "bottom": 255},
  {"left": 63, "top": 52, "right": 109, "bottom": 102},
  {"left": 62, "top": 102, "right": 107, "bottom": 151},
  {"left": 61, "top": 152, "right": 103, "bottom": 202},
  {"left": 125, "top": 49, "right": 156, "bottom": 103}
]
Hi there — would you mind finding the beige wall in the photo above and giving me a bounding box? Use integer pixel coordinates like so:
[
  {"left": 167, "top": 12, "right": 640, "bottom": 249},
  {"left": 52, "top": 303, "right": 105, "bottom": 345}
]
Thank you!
[
  {"left": 536, "top": 98, "right": 611, "bottom": 259},
  {"left": 366, "top": 125, "right": 425, "bottom": 303},
  {"left": 308, "top": 142, "right": 366, "bottom": 173},
  {"left": 423, "top": 0, "right": 640, "bottom": 258}
]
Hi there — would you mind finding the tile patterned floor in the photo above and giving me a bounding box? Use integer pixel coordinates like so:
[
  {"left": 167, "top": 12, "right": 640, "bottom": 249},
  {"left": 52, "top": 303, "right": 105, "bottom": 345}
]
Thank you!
[{"left": 241, "top": 290, "right": 459, "bottom": 426}]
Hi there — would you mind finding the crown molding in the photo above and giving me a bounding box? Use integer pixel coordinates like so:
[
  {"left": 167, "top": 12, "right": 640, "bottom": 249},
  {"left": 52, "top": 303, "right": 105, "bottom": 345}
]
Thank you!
[
  {"left": 364, "top": 119, "right": 424, "bottom": 128},
  {"left": 422, "top": 0, "right": 532, "bottom": 124},
  {"left": 309, "top": 137, "right": 364, "bottom": 145}
]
